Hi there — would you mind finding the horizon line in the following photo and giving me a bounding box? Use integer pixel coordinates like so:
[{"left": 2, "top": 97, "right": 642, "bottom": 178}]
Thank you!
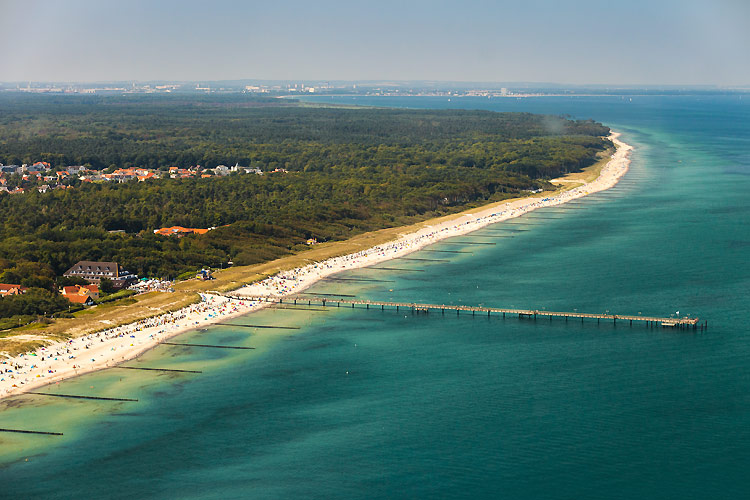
[{"left": 1, "top": 80, "right": 749, "bottom": 89}]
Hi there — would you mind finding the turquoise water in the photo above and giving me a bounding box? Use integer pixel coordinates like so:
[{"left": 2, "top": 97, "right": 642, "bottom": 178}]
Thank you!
[{"left": 1, "top": 95, "right": 749, "bottom": 499}]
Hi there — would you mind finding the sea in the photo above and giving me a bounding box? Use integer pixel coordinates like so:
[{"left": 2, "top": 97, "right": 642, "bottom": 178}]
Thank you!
[{"left": 1, "top": 95, "right": 749, "bottom": 499}]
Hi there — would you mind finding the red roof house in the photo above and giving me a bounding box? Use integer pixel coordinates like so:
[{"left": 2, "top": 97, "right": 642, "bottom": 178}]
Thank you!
[
  {"left": 62, "top": 284, "right": 100, "bottom": 301},
  {"left": 0, "top": 284, "right": 28, "bottom": 297}
]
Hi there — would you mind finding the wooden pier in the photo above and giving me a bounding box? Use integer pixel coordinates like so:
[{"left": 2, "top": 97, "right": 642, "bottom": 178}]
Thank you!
[
  {"left": 396, "top": 257, "right": 450, "bottom": 262},
  {"left": 216, "top": 323, "right": 299, "bottom": 330},
  {"left": 0, "top": 428, "right": 63, "bottom": 436},
  {"left": 161, "top": 342, "right": 256, "bottom": 350},
  {"left": 228, "top": 294, "right": 703, "bottom": 330},
  {"left": 270, "top": 305, "right": 330, "bottom": 312},
  {"left": 323, "top": 277, "right": 395, "bottom": 283},
  {"left": 28, "top": 392, "right": 138, "bottom": 402},
  {"left": 115, "top": 366, "right": 203, "bottom": 374},
  {"left": 366, "top": 267, "right": 425, "bottom": 272},
  {"left": 439, "top": 241, "right": 496, "bottom": 245},
  {"left": 299, "top": 292, "right": 356, "bottom": 297},
  {"left": 419, "top": 249, "right": 473, "bottom": 254}
]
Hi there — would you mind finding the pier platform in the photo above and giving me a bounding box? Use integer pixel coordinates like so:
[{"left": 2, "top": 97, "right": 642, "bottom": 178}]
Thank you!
[{"left": 222, "top": 294, "right": 703, "bottom": 330}]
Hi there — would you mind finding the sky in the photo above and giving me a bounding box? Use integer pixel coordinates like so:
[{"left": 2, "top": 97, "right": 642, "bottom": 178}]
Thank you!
[{"left": 1, "top": 0, "right": 748, "bottom": 86}]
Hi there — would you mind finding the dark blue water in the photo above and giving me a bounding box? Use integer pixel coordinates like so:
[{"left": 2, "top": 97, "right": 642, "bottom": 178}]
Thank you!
[{"left": 1, "top": 95, "right": 749, "bottom": 499}]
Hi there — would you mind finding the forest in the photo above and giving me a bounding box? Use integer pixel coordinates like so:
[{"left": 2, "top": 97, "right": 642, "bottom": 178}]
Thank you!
[{"left": 0, "top": 94, "right": 610, "bottom": 319}]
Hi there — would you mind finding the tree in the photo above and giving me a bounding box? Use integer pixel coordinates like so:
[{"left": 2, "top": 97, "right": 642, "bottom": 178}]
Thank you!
[
  {"left": 99, "top": 277, "right": 115, "bottom": 294},
  {"left": 0, "top": 261, "right": 56, "bottom": 290},
  {"left": 57, "top": 275, "right": 91, "bottom": 288},
  {"left": 0, "top": 95, "right": 609, "bottom": 281}
]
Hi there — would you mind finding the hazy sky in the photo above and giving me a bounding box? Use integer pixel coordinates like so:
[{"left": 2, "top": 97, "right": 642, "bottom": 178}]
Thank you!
[{"left": 2, "top": 0, "right": 748, "bottom": 85}]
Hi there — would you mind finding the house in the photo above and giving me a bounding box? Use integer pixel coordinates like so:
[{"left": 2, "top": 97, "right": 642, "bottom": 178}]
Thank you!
[
  {"left": 0, "top": 284, "right": 27, "bottom": 297},
  {"left": 214, "top": 165, "right": 230, "bottom": 176},
  {"left": 63, "top": 261, "right": 137, "bottom": 289},
  {"left": 64, "top": 294, "right": 95, "bottom": 306},
  {"left": 230, "top": 163, "right": 262, "bottom": 174},
  {"left": 170, "top": 168, "right": 195, "bottom": 179},
  {"left": 38, "top": 184, "right": 50, "bottom": 193},
  {"left": 66, "top": 165, "right": 87, "bottom": 175},
  {"left": 29, "top": 161, "right": 51, "bottom": 172},
  {"left": 137, "top": 172, "right": 156, "bottom": 181},
  {"left": 153, "top": 226, "right": 213, "bottom": 237},
  {"left": 62, "top": 284, "right": 100, "bottom": 300},
  {"left": 106, "top": 169, "right": 139, "bottom": 182}
]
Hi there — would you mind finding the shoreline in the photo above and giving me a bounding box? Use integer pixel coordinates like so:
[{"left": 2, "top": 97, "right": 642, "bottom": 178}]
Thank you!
[{"left": 0, "top": 133, "right": 632, "bottom": 401}]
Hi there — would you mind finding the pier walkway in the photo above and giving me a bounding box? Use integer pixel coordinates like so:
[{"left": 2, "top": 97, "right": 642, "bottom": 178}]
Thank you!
[{"left": 222, "top": 294, "right": 703, "bottom": 330}]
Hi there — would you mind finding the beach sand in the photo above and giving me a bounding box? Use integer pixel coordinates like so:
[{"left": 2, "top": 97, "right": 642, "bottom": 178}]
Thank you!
[{"left": 0, "top": 133, "right": 632, "bottom": 401}]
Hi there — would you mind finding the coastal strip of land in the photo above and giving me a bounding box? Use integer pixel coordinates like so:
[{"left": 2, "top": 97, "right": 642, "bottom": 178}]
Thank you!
[{"left": 0, "top": 133, "right": 632, "bottom": 401}]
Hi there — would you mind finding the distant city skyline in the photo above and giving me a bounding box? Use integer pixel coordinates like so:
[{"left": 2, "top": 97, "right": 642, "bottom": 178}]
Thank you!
[{"left": 2, "top": 0, "right": 748, "bottom": 86}]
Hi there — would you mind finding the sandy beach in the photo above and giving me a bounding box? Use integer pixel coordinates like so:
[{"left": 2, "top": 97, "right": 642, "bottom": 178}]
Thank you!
[{"left": 0, "top": 133, "right": 632, "bottom": 401}]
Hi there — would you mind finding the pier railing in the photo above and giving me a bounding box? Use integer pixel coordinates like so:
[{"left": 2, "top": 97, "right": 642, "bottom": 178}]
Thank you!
[{"left": 221, "top": 294, "right": 704, "bottom": 330}]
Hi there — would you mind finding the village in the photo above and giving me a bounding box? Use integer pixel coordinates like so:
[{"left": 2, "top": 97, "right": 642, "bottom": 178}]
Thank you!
[
  {"left": 0, "top": 258, "right": 214, "bottom": 310},
  {"left": 0, "top": 161, "right": 274, "bottom": 195},
  {"left": 0, "top": 159, "right": 246, "bottom": 320}
]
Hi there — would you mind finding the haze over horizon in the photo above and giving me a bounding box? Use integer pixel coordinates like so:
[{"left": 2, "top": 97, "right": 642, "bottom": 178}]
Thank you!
[{"left": 1, "top": 0, "right": 749, "bottom": 86}]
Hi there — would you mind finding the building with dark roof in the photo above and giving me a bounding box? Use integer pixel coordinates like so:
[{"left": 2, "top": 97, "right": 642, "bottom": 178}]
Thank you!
[{"left": 63, "top": 261, "right": 137, "bottom": 289}]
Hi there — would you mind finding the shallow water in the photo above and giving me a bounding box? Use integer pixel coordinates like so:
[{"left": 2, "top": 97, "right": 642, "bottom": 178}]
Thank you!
[{"left": 1, "top": 95, "right": 748, "bottom": 499}]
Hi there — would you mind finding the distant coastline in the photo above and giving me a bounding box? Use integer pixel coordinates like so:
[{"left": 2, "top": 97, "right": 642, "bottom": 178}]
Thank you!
[{"left": 0, "top": 133, "right": 632, "bottom": 401}]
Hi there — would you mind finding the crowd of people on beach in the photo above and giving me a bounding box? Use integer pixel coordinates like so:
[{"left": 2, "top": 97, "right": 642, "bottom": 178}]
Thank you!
[
  {"left": 128, "top": 278, "right": 175, "bottom": 293},
  {"left": 0, "top": 294, "right": 257, "bottom": 397}
]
